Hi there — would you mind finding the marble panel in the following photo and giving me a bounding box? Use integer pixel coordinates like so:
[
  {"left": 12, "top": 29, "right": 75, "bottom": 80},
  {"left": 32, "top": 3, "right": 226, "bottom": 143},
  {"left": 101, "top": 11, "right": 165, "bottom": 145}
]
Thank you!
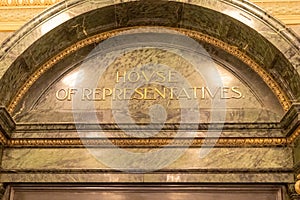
[
  {"left": 293, "top": 138, "right": 300, "bottom": 172},
  {"left": 0, "top": 173, "right": 144, "bottom": 183},
  {"left": 1, "top": 147, "right": 293, "bottom": 171},
  {"left": 11, "top": 37, "right": 284, "bottom": 124},
  {"left": 143, "top": 173, "right": 293, "bottom": 183},
  {"left": 186, "top": 0, "right": 300, "bottom": 58},
  {"left": 0, "top": 172, "right": 293, "bottom": 183},
  {"left": 114, "top": 1, "right": 183, "bottom": 27}
]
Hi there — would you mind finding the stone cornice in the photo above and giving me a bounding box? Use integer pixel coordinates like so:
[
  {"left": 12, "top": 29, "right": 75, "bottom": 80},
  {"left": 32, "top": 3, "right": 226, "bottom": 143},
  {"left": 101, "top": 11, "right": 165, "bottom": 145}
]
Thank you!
[
  {"left": 1, "top": 106, "right": 300, "bottom": 147},
  {"left": 0, "top": 0, "right": 299, "bottom": 31}
]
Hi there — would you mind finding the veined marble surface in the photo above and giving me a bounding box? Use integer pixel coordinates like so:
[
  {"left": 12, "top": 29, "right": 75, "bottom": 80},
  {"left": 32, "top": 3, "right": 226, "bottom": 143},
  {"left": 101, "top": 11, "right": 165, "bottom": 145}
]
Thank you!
[
  {"left": 1, "top": 147, "right": 292, "bottom": 170},
  {"left": 0, "top": 147, "right": 293, "bottom": 183}
]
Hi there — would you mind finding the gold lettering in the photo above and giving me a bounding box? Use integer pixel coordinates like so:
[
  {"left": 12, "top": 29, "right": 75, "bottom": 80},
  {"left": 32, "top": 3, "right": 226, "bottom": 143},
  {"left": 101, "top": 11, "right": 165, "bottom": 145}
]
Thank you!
[
  {"left": 201, "top": 87, "right": 205, "bottom": 99},
  {"left": 177, "top": 88, "right": 191, "bottom": 99},
  {"left": 56, "top": 89, "right": 68, "bottom": 101},
  {"left": 113, "top": 88, "right": 123, "bottom": 100},
  {"left": 56, "top": 85, "right": 244, "bottom": 101},
  {"left": 133, "top": 88, "right": 144, "bottom": 100},
  {"left": 205, "top": 87, "right": 220, "bottom": 99},
  {"left": 102, "top": 88, "right": 112, "bottom": 100},
  {"left": 128, "top": 71, "right": 140, "bottom": 82},
  {"left": 168, "top": 71, "right": 177, "bottom": 83},
  {"left": 67, "top": 88, "right": 77, "bottom": 101},
  {"left": 154, "top": 87, "right": 166, "bottom": 99},
  {"left": 156, "top": 71, "right": 166, "bottom": 83},
  {"left": 232, "top": 87, "right": 243, "bottom": 99},
  {"left": 221, "top": 87, "right": 230, "bottom": 99},
  {"left": 93, "top": 88, "right": 102, "bottom": 101},
  {"left": 192, "top": 87, "right": 199, "bottom": 99},
  {"left": 141, "top": 71, "right": 154, "bottom": 82},
  {"left": 82, "top": 88, "right": 93, "bottom": 101},
  {"left": 144, "top": 88, "right": 155, "bottom": 100},
  {"left": 116, "top": 71, "right": 126, "bottom": 83},
  {"left": 169, "top": 87, "right": 177, "bottom": 100},
  {"left": 124, "top": 88, "right": 132, "bottom": 100}
]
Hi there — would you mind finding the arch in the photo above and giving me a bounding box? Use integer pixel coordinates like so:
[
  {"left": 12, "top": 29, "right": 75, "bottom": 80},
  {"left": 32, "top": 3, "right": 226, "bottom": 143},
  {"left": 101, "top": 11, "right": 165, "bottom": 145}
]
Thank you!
[{"left": 0, "top": 0, "right": 299, "bottom": 113}]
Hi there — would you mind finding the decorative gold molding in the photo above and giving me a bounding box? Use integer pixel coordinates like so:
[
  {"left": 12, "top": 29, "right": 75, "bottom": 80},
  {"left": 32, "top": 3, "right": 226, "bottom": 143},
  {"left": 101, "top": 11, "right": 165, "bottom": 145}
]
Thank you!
[
  {"left": 5, "top": 125, "right": 300, "bottom": 147},
  {"left": 0, "top": 131, "right": 8, "bottom": 145},
  {"left": 295, "top": 174, "right": 300, "bottom": 194},
  {"left": 0, "top": 0, "right": 298, "bottom": 9},
  {"left": 1, "top": 124, "right": 299, "bottom": 147},
  {"left": 287, "top": 126, "right": 300, "bottom": 144},
  {"left": 7, "top": 137, "right": 288, "bottom": 147},
  {"left": 7, "top": 27, "right": 291, "bottom": 113}
]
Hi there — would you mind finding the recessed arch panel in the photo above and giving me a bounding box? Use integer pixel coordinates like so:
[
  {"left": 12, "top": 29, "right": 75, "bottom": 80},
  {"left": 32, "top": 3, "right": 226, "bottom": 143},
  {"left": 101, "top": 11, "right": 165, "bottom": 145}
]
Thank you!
[{"left": 0, "top": 0, "right": 299, "bottom": 115}]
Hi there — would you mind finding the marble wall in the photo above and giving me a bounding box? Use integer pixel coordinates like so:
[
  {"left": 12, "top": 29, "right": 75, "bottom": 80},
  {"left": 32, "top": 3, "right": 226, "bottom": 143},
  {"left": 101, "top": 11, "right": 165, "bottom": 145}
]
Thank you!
[
  {"left": 0, "top": 147, "right": 294, "bottom": 183},
  {"left": 0, "top": 1, "right": 300, "bottom": 200}
]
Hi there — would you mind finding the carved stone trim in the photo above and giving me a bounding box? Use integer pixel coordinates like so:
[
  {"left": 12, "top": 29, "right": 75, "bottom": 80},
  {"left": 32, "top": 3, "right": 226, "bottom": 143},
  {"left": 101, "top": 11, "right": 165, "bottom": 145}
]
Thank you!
[
  {"left": 1, "top": 123, "right": 299, "bottom": 147},
  {"left": 0, "top": 0, "right": 299, "bottom": 31},
  {"left": 0, "top": 131, "right": 8, "bottom": 145},
  {"left": 288, "top": 126, "right": 300, "bottom": 144},
  {"left": 13, "top": 122, "right": 281, "bottom": 132},
  {"left": 1, "top": 122, "right": 299, "bottom": 147},
  {"left": 0, "top": 107, "right": 15, "bottom": 137},
  {"left": 7, "top": 27, "right": 291, "bottom": 114},
  {"left": 295, "top": 175, "right": 300, "bottom": 195}
]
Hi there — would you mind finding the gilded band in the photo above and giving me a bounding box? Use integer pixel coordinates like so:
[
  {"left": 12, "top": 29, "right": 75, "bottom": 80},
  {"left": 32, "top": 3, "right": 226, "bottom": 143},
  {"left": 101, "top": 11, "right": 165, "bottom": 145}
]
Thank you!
[{"left": 1, "top": 125, "right": 299, "bottom": 146}]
